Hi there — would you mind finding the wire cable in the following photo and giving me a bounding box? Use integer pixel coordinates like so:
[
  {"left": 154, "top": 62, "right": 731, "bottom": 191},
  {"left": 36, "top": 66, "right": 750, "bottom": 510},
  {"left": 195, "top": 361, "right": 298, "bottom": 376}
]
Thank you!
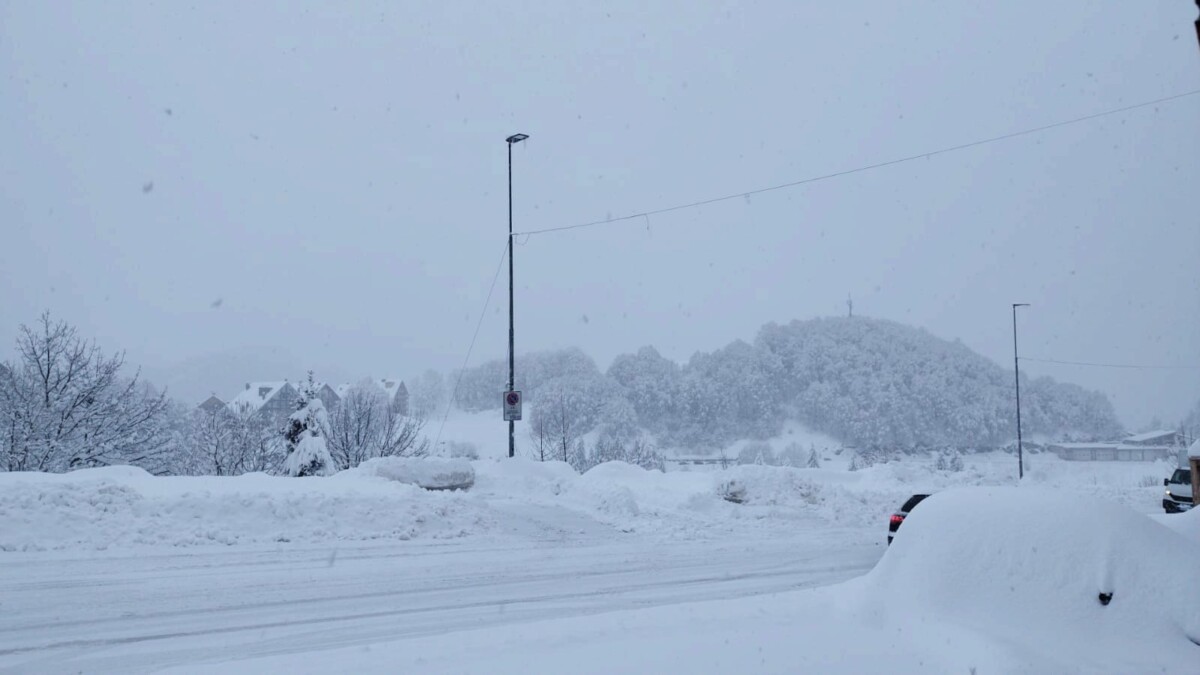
[
  {"left": 1020, "top": 357, "right": 1200, "bottom": 371},
  {"left": 433, "top": 241, "right": 510, "bottom": 451},
  {"left": 512, "top": 89, "right": 1200, "bottom": 238}
]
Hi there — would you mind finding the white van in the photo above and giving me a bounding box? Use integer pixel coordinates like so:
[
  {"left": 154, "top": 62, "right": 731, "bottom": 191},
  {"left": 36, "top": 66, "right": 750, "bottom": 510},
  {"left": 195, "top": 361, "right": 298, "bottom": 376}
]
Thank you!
[{"left": 1163, "top": 468, "right": 1193, "bottom": 513}]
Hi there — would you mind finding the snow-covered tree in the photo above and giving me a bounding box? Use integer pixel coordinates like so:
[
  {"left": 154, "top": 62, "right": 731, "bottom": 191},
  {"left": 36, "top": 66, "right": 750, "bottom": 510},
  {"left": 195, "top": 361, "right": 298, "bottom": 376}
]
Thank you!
[
  {"left": 607, "top": 346, "right": 682, "bottom": 434},
  {"left": 326, "top": 379, "right": 428, "bottom": 471},
  {"left": 282, "top": 377, "right": 335, "bottom": 477},
  {"left": 806, "top": 448, "right": 821, "bottom": 468},
  {"left": 0, "top": 313, "right": 170, "bottom": 472},
  {"left": 529, "top": 375, "right": 616, "bottom": 462}
]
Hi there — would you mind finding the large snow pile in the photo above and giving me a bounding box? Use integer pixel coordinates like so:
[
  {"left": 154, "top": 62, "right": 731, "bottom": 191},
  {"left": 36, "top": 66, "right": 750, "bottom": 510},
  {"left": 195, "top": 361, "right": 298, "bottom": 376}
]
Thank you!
[
  {"left": 1154, "top": 507, "right": 1200, "bottom": 546},
  {"left": 0, "top": 466, "right": 489, "bottom": 552},
  {"left": 859, "top": 487, "right": 1200, "bottom": 670}
]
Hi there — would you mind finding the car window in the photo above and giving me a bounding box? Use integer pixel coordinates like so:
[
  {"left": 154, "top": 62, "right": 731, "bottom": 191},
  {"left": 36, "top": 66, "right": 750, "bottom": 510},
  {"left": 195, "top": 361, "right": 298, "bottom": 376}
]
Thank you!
[{"left": 1171, "top": 469, "right": 1191, "bottom": 484}]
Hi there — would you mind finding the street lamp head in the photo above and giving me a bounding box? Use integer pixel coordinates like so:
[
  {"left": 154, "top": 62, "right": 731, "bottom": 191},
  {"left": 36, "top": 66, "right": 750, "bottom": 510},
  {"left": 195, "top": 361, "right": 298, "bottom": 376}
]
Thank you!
[
  {"left": 1013, "top": 303, "right": 1030, "bottom": 308},
  {"left": 506, "top": 133, "right": 529, "bottom": 144}
]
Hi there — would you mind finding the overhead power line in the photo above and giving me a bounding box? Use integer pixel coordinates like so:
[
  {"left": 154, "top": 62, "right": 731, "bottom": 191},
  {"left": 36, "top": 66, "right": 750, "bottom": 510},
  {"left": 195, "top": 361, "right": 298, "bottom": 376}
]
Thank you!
[
  {"left": 1020, "top": 357, "right": 1200, "bottom": 371},
  {"left": 512, "top": 89, "right": 1200, "bottom": 238},
  {"left": 433, "top": 241, "right": 510, "bottom": 450}
]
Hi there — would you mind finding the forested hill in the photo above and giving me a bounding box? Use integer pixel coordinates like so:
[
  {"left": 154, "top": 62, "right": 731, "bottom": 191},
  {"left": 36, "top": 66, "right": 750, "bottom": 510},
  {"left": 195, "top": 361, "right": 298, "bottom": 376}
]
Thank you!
[
  {"left": 754, "top": 317, "right": 1122, "bottom": 449},
  {"left": 454, "top": 316, "right": 1123, "bottom": 452}
]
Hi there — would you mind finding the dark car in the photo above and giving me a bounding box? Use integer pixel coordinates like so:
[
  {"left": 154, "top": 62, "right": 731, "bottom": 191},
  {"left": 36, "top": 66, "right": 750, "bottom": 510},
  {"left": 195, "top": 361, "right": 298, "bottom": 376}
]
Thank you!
[{"left": 888, "top": 493, "right": 930, "bottom": 544}]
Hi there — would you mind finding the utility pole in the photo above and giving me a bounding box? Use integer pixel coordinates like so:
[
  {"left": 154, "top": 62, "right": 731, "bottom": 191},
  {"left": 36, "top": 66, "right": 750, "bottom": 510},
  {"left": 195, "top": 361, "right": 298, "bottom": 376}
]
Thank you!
[
  {"left": 847, "top": 293, "right": 853, "bottom": 318},
  {"left": 1194, "top": 0, "right": 1200, "bottom": 52},
  {"left": 1012, "top": 303, "right": 1030, "bottom": 480},
  {"left": 505, "top": 133, "right": 529, "bottom": 459}
]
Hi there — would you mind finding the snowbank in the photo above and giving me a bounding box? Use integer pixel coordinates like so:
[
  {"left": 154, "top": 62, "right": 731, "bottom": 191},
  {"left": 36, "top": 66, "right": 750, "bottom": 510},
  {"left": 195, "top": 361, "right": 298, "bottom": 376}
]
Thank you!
[
  {"left": 0, "top": 466, "right": 487, "bottom": 552},
  {"left": 1154, "top": 507, "right": 1200, "bottom": 546}
]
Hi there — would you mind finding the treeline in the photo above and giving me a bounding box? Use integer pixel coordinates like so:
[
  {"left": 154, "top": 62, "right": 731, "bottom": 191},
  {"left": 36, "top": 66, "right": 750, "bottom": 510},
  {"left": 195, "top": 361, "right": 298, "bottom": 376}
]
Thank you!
[
  {"left": 454, "top": 316, "right": 1125, "bottom": 452},
  {"left": 0, "top": 314, "right": 427, "bottom": 475}
]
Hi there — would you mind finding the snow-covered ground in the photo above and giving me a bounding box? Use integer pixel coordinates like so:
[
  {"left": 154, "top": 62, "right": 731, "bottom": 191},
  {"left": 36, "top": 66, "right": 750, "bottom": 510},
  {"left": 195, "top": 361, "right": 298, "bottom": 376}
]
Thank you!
[{"left": 1, "top": 447, "right": 1196, "bottom": 673}]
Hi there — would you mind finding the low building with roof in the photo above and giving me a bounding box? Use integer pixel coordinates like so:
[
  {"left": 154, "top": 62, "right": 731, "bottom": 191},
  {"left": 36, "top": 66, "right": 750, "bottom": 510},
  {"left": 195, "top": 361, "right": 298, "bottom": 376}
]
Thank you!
[
  {"left": 1048, "top": 440, "right": 1177, "bottom": 462},
  {"left": 1121, "top": 429, "right": 1185, "bottom": 447}
]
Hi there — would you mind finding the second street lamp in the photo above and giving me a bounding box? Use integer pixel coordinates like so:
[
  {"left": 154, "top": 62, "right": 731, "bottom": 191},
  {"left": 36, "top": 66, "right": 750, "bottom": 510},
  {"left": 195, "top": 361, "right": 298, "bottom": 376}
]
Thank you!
[
  {"left": 505, "top": 133, "right": 529, "bottom": 459},
  {"left": 1012, "top": 303, "right": 1030, "bottom": 480}
]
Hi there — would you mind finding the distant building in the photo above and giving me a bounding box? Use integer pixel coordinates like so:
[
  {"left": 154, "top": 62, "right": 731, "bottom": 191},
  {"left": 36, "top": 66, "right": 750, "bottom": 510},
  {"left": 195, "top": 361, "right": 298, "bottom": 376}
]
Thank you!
[
  {"left": 379, "top": 379, "right": 408, "bottom": 414},
  {"left": 334, "top": 378, "right": 408, "bottom": 414},
  {"left": 310, "top": 382, "right": 341, "bottom": 412},
  {"left": 1121, "top": 429, "right": 1184, "bottom": 447},
  {"left": 197, "top": 395, "right": 226, "bottom": 414},
  {"left": 228, "top": 381, "right": 300, "bottom": 425},
  {"left": 1048, "top": 441, "right": 1175, "bottom": 462}
]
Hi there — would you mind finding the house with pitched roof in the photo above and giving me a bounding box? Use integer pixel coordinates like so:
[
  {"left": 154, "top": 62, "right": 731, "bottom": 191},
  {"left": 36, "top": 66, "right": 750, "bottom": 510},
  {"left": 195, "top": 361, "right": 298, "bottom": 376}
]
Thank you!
[
  {"left": 228, "top": 381, "right": 300, "bottom": 424},
  {"left": 334, "top": 378, "right": 409, "bottom": 414},
  {"left": 198, "top": 395, "right": 226, "bottom": 414}
]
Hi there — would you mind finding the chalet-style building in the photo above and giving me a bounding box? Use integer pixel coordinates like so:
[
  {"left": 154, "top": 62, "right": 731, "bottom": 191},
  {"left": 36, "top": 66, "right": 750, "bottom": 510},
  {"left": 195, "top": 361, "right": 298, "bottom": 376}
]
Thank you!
[
  {"left": 310, "top": 382, "right": 341, "bottom": 412},
  {"left": 198, "top": 395, "right": 226, "bottom": 414},
  {"left": 334, "top": 378, "right": 408, "bottom": 414},
  {"left": 228, "top": 381, "right": 300, "bottom": 424}
]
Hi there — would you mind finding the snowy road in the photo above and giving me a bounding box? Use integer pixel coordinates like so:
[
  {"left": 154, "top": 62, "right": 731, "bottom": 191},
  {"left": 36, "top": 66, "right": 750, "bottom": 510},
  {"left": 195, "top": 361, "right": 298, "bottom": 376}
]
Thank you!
[{"left": 0, "top": 529, "right": 882, "bottom": 674}]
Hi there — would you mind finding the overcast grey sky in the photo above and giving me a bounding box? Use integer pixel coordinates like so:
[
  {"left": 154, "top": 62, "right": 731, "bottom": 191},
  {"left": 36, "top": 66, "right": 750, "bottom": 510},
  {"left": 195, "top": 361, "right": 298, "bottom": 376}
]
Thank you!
[{"left": 2, "top": 1, "right": 1198, "bottom": 427}]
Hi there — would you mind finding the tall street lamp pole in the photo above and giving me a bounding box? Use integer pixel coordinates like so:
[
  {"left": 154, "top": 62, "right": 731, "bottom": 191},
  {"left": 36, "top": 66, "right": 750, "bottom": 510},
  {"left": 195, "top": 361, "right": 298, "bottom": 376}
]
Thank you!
[
  {"left": 1194, "top": 0, "right": 1199, "bottom": 52},
  {"left": 506, "top": 133, "right": 529, "bottom": 459},
  {"left": 1012, "top": 303, "right": 1030, "bottom": 480}
]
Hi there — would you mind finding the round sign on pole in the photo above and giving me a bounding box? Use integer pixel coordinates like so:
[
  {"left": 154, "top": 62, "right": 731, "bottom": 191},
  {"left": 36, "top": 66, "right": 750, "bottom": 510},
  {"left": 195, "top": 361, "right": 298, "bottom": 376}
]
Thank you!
[{"left": 503, "top": 390, "right": 523, "bottom": 421}]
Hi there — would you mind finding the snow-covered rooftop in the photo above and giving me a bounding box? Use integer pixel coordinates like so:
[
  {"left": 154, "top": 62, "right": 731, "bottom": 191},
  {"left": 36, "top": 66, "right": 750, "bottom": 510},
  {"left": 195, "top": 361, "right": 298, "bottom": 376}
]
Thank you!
[
  {"left": 334, "top": 378, "right": 405, "bottom": 402},
  {"left": 227, "top": 381, "right": 291, "bottom": 412},
  {"left": 1123, "top": 429, "right": 1179, "bottom": 443}
]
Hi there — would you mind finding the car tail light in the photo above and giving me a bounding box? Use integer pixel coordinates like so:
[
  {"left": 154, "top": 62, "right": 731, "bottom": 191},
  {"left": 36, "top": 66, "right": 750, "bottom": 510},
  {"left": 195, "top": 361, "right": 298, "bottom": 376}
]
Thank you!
[{"left": 890, "top": 514, "right": 904, "bottom": 525}]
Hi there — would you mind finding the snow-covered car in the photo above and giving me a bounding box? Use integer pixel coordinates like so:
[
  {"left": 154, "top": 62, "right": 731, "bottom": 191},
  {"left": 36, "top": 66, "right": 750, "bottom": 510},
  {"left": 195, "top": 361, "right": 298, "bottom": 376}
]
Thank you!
[
  {"left": 887, "top": 493, "right": 930, "bottom": 544},
  {"left": 1162, "top": 468, "right": 1193, "bottom": 513}
]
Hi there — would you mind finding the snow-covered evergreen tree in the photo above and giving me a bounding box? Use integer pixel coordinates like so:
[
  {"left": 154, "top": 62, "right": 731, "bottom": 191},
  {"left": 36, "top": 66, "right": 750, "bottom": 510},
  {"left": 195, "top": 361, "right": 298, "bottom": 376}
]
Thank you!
[
  {"left": 806, "top": 448, "right": 821, "bottom": 468},
  {"left": 282, "top": 375, "right": 335, "bottom": 477}
]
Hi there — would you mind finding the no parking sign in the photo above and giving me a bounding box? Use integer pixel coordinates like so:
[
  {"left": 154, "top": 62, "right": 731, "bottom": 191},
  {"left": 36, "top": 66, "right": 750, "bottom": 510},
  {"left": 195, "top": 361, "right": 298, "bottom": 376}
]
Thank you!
[{"left": 503, "top": 390, "right": 522, "bottom": 421}]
